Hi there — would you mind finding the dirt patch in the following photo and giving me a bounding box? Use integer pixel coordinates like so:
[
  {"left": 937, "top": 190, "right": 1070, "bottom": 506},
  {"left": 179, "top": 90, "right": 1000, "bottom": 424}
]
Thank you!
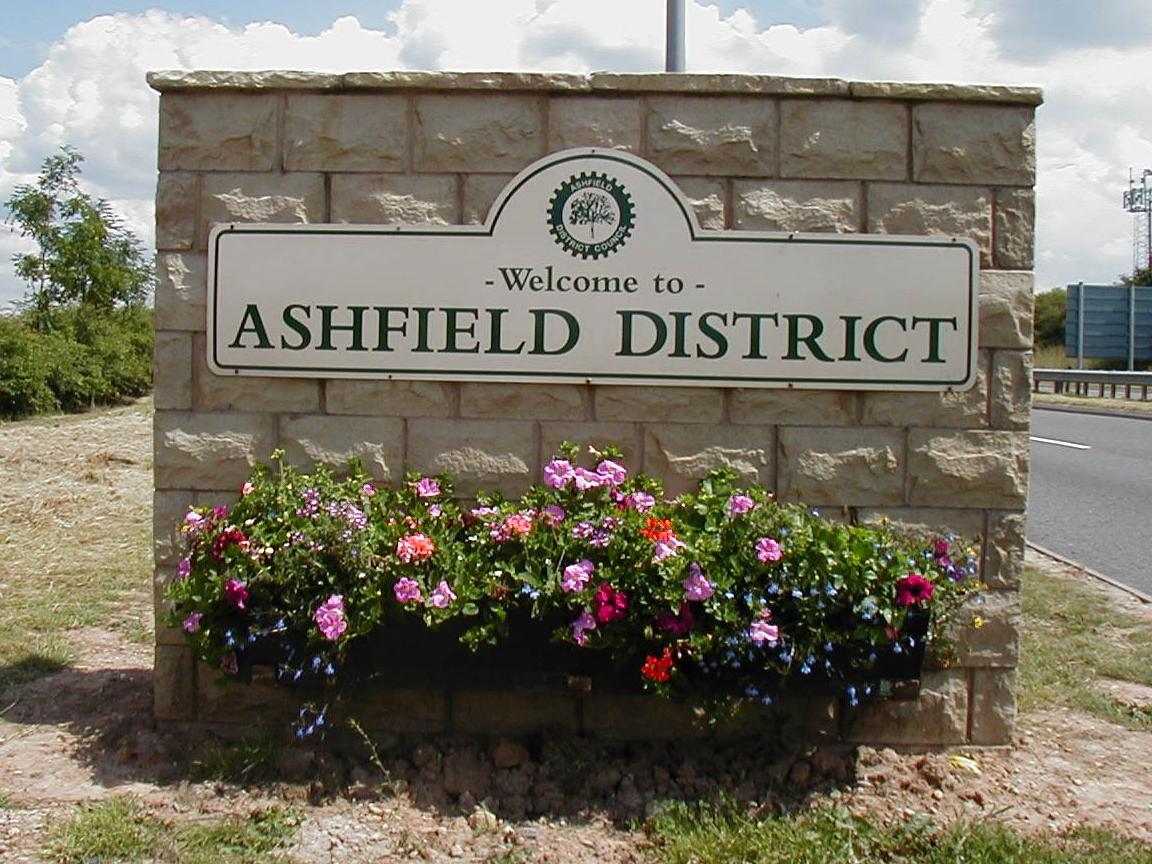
[{"left": 2, "top": 402, "right": 1152, "bottom": 862}]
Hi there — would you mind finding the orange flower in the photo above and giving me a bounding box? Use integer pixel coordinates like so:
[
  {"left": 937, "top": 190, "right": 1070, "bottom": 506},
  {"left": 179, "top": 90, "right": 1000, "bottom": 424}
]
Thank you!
[{"left": 639, "top": 517, "right": 675, "bottom": 543}]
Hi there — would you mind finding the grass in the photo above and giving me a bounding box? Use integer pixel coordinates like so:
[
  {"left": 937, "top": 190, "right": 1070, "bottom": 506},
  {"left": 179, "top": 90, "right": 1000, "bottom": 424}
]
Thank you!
[
  {"left": 187, "top": 735, "right": 281, "bottom": 784},
  {"left": 1019, "top": 565, "right": 1152, "bottom": 729},
  {"left": 44, "top": 797, "right": 298, "bottom": 864},
  {"left": 645, "top": 801, "right": 1152, "bottom": 864}
]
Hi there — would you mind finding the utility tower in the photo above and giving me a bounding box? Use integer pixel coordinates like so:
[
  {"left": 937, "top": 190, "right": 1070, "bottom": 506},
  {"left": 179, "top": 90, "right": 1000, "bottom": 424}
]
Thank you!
[{"left": 1123, "top": 168, "right": 1152, "bottom": 274}]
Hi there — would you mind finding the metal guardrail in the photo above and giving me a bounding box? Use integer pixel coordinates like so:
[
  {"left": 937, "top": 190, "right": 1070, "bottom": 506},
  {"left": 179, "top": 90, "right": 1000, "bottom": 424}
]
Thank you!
[{"left": 1033, "top": 368, "right": 1152, "bottom": 400}]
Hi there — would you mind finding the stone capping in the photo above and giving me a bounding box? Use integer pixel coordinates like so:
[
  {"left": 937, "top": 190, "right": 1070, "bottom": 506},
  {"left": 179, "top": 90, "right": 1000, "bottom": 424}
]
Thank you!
[{"left": 145, "top": 70, "right": 1044, "bottom": 105}]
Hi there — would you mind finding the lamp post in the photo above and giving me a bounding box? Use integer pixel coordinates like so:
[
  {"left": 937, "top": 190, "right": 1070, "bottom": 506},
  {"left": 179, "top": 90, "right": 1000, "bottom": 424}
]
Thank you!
[{"left": 666, "top": 0, "right": 685, "bottom": 72}]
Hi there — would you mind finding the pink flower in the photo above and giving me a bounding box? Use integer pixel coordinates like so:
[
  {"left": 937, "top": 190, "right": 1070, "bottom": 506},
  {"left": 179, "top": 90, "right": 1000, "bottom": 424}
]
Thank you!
[
  {"left": 176, "top": 558, "right": 192, "bottom": 581},
  {"left": 427, "top": 504, "right": 443, "bottom": 518},
  {"left": 314, "top": 594, "right": 347, "bottom": 641},
  {"left": 361, "top": 483, "right": 376, "bottom": 497},
  {"left": 396, "top": 533, "right": 436, "bottom": 563},
  {"left": 623, "top": 491, "right": 656, "bottom": 512},
  {"left": 755, "top": 537, "right": 783, "bottom": 563},
  {"left": 540, "top": 504, "right": 566, "bottom": 526},
  {"left": 394, "top": 577, "right": 423, "bottom": 604},
  {"left": 572, "top": 467, "right": 605, "bottom": 491},
  {"left": 682, "top": 563, "right": 714, "bottom": 601},
  {"left": 571, "top": 611, "right": 597, "bottom": 646},
  {"left": 182, "top": 509, "right": 206, "bottom": 533},
  {"left": 652, "top": 536, "right": 687, "bottom": 563},
  {"left": 241, "top": 481, "right": 254, "bottom": 496},
  {"left": 429, "top": 580, "right": 457, "bottom": 609},
  {"left": 749, "top": 619, "right": 780, "bottom": 645},
  {"left": 412, "top": 477, "right": 441, "bottom": 498},
  {"left": 561, "top": 559, "right": 595, "bottom": 593},
  {"left": 224, "top": 579, "right": 249, "bottom": 610},
  {"left": 181, "top": 612, "right": 202, "bottom": 633},
  {"left": 596, "top": 459, "right": 628, "bottom": 486},
  {"left": 543, "top": 459, "right": 575, "bottom": 489},
  {"left": 895, "top": 573, "right": 935, "bottom": 606},
  {"left": 593, "top": 583, "right": 629, "bottom": 623},
  {"left": 503, "top": 512, "right": 534, "bottom": 537},
  {"left": 727, "top": 494, "right": 754, "bottom": 516}
]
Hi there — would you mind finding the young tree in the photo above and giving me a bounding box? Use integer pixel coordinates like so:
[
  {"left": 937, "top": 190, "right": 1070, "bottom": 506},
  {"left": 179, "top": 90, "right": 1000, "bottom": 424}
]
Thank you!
[{"left": 4, "top": 146, "right": 151, "bottom": 327}]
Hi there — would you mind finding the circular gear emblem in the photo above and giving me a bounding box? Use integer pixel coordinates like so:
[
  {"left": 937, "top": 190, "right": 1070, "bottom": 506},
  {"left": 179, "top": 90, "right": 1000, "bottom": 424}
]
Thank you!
[{"left": 548, "top": 172, "right": 635, "bottom": 260}]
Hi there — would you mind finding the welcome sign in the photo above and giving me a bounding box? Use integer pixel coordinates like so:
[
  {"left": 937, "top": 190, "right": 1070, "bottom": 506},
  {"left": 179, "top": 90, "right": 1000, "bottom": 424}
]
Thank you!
[{"left": 208, "top": 148, "right": 978, "bottom": 390}]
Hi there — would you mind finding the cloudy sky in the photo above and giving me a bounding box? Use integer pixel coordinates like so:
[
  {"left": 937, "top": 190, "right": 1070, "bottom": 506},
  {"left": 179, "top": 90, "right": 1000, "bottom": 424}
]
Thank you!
[{"left": 1, "top": 0, "right": 1150, "bottom": 310}]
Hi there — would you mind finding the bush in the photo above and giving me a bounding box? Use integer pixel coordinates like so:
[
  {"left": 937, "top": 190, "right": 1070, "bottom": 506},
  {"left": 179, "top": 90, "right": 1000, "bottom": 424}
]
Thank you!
[{"left": 0, "top": 306, "right": 153, "bottom": 419}]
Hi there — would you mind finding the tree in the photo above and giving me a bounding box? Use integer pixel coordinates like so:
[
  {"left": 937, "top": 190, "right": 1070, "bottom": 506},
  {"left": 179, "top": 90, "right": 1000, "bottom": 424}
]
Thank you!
[
  {"left": 1121, "top": 267, "right": 1152, "bottom": 286},
  {"left": 1033, "top": 288, "right": 1066, "bottom": 348},
  {"left": 568, "top": 190, "right": 616, "bottom": 239},
  {"left": 4, "top": 146, "right": 151, "bottom": 327}
]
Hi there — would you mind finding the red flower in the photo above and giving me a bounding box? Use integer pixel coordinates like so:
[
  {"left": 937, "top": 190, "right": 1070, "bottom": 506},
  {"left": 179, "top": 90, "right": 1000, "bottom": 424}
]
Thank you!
[
  {"left": 593, "top": 583, "right": 629, "bottom": 623},
  {"left": 639, "top": 517, "right": 675, "bottom": 543},
  {"left": 641, "top": 647, "right": 675, "bottom": 683},
  {"left": 211, "top": 526, "right": 248, "bottom": 561},
  {"left": 895, "top": 573, "right": 935, "bottom": 606}
]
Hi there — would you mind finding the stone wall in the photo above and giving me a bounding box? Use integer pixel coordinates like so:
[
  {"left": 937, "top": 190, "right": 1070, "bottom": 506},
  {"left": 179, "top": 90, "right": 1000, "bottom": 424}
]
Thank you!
[{"left": 151, "top": 71, "right": 1039, "bottom": 747}]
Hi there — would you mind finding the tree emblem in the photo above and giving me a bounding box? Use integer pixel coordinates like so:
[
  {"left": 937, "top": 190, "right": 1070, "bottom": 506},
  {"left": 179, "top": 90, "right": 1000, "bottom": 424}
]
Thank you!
[
  {"left": 567, "top": 190, "right": 617, "bottom": 239},
  {"left": 548, "top": 171, "right": 635, "bottom": 260}
]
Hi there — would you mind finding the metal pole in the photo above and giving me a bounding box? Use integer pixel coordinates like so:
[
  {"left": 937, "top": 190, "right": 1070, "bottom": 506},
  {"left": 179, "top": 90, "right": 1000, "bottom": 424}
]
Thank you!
[
  {"left": 1130, "top": 282, "right": 1137, "bottom": 371},
  {"left": 666, "top": 0, "right": 685, "bottom": 72},
  {"left": 1077, "top": 282, "right": 1085, "bottom": 371}
]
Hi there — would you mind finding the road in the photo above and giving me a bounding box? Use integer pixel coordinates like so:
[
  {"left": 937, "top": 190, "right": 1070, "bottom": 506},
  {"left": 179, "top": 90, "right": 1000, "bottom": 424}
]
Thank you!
[{"left": 1028, "top": 408, "right": 1152, "bottom": 596}]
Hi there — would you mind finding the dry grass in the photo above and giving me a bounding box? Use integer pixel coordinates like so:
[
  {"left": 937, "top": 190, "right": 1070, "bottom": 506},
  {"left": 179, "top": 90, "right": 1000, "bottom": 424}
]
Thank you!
[{"left": 0, "top": 399, "right": 154, "bottom": 688}]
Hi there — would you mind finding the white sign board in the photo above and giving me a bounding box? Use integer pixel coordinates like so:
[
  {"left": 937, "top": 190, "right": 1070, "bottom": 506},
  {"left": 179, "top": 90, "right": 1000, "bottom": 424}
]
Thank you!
[{"left": 208, "top": 149, "right": 978, "bottom": 390}]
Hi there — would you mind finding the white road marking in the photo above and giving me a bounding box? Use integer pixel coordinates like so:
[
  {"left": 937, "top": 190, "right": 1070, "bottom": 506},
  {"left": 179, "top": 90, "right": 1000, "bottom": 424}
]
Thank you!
[{"left": 1030, "top": 436, "right": 1091, "bottom": 450}]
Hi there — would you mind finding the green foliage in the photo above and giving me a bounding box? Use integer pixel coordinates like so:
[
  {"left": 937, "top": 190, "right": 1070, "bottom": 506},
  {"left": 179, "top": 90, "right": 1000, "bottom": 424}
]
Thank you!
[
  {"left": 1034, "top": 288, "right": 1067, "bottom": 348},
  {"left": 0, "top": 305, "right": 152, "bottom": 419},
  {"left": 646, "top": 801, "right": 1152, "bottom": 864},
  {"left": 1121, "top": 267, "right": 1152, "bottom": 286},
  {"left": 45, "top": 797, "right": 297, "bottom": 864},
  {"left": 168, "top": 445, "right": 979, "bottom": 725},
  {"left": 5, "top": 146, "right": 152, "bottom": 325}
]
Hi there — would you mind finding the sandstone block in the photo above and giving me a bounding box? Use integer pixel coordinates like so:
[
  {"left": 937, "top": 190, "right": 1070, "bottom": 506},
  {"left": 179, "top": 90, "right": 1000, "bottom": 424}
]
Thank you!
[
  {"left": 463, "top": 174, "right": 515, "bottom": 225},
  {"left": 452, "top": 690, "right": 578, "bottom": 735},
  {"left": 867, "top": 183, "right": 992, "bottom": 266},
  {"left": 860, "top": 351, "right": 989, "bottom": 428},
  {"left": 954, "top": 590, "right": 1019, "bottom": 667},
  {"left": 718, "top": 695, "right": 839, "bottom": 741},
  {"left": 734, "top": 180, "right": 860, "bottom": 233},
  {"left": 279, "top": 415, "right": 403, "bottom": 481},
  {"left": 193, "top": 341, "right": 319, "bottom": 413},
  {"left": 994, "top": 188, "right": 1035, "bottom": 269},
  {"left": 582, "top": 693, "right": 706, "bottom": 739},
  {"left": 538, "top": 422, "right": 641, "bottom": 472},
  {"left": 857, "top": 507, "right": 985, "bottom": 544},
  {"left": 155, "top": 172, "right": 198, "bottom": 250},
  {"left": 730, "top": 389, "right": 857, "bottom": 426},
  {"left": 844, "top": 669, "right": 968, "bottom": 745},
  {"left": 780, "top": 100, "right": 907, "bottom": 181},
  {"left": 201, "top": 173, "right": 326, "bottom": 239},
  {"left": 345, "top": 688, "right": 448, "bottom": 734},
  {"left": 407, "top": 419, "right": 535, "bottom": 497},
  {"left": 971, "top": 668, "right": 1017, "bottom": 745},
  {"left": 155, "top": 411, "right": 276, "bottom": 491},
  {"left": 647, "top": 96, "right": 775, "bottom": 176},
  {"left": 593, "top": 386, "right": 724, "bottom": 423},
  {"left": 326, "top": 380, "right": 457, "bottom": 417},
  {"left": 991, "top": 350, "right": 1031, "bottom": 430},
  {"left": 984, "top": 511, "right": 1026, "bottom": 590},
  {"left": 908, "top": 430, "right": 1028, "bottom": 509},
  {"left": 643, "top": 425, "right": 773, "bottom": 496},
  {"left": 159, "top": 93, "right": 278, "bottom": 171},
  {"left": 154, "top": 644, "right": 197, "bottom": 721},
  {"left": 676, "top": 177, "right": 727, "bottom": 230},
  {"left": 979, "top": 271, "right": 1033, "bottom": 349},
  {"left": 548, "top": 96, "right": 642, "bottom": 151},
  {"left": 154, "top": 489, "right": 195, "bottom": 568},
  {"left": 331, "top": 174, "right": 458, "bottom": 224},
  {"left": 778, "top": 427, "right": 904, "bottom": 506},
  {"left": 154, "top": 253, "right": 206, "bottom": 332},
  {"left": 195, "top": 663, "right": 300, "bottom": 726},
  {"left": 284, "top": 93, "right": 408, "bottom": 171},
  {"left": 154, "top": 331, "right": 193, "bottom": 411},
  {"left": 913, "top": 104, "right": 1036, "bottom": 185},
  {"left": 460, "top": 383, "right": 588, "bottom": 420},
  {"left": 415, "top": 94, "right": 543, "bottom": 173}
]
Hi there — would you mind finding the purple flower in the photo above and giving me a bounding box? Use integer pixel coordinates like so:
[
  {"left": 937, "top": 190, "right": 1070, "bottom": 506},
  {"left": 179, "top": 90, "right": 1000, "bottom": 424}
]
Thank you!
[
  {"left": 652, "top": 536, "right": 687, "bottom": 563},
  {"left": 596, "top": 459, "right": 628, "bottom": 486},
  {"left": 427, "top": 504, "right": 443, "bottom": 518},
  {"left": 682, "top": 563, "right": 714, "bottom": 601},
  {"left": 727, "top": 494, "right": 755, "bottom": 516},
  {"left": 429, "top": 580, "right": 457, "bottom": 609},
  {"left": 361, "top": 483, "right": 376, "bottom": 497},
  {"left": 572, "top": 521, "right": 596, "bottom": 540},
  {"left": 224, "top": 579, "right": 249, "bottom": 610},
  {"left": 623, "top": 491, "right": 656, "bottom": 512},
  {"left": 219, "top": 653, "right": 239, "bottom": 675},
  {"left": 413, "top": 477, "right": 441, "bottom": 498},
  {"left": 314, "top": 594, "right": 348, "bottom": 641},
  {"left": 571, "top": 612, "right": 597, "bottom": 646},
  {"left": 182, "top": 509, "right": 206, "bottom": 533},
  {"left": 543, "top": 459, "right": 575, "bottom": 489},
  {"left": 561, "top": 559, "right": 595, "bottom": 593},
  {"left": 540, "top": 504, "right": 566, "bottom": 526},
  {"left": 181, "top": 612, "right": 202, "bottom": 633},
  {"left": 572, "top": 467, "right": 605, "bottom": 491},
  {"left": 749, "top": 619, "right": 780, "bottom": 645},
  {"left": 176, "top": 558, "right": 192, "bottom": 581},
  {"left": 393, "top": 577, "right": 423, "bottom": 604},
  {"left": 756, "top": 537, "right": 783, "bottom": 563}
]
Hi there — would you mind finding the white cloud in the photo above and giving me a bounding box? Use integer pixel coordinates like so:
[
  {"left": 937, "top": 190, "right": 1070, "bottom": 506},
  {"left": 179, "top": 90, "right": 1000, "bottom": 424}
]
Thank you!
[{"left": 0, "top": 0, "right": 1150, "bottom": 307}]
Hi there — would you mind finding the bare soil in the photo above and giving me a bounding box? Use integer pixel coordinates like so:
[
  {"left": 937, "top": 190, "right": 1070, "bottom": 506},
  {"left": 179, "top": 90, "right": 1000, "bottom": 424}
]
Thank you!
[{"left": 2, "top": 402, "right": 1151, "bottom": 862}]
